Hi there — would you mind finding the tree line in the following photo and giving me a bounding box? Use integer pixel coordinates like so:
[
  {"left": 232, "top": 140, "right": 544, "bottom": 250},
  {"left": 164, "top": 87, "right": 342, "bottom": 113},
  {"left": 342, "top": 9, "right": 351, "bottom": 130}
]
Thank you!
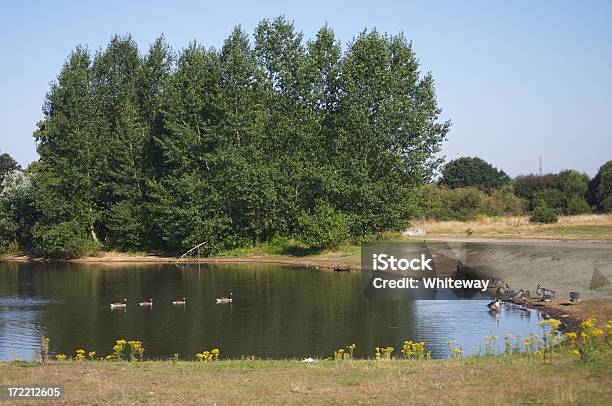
[
  {"left": 419, "top": 156, "right": 612, "bottom": 222},
  {"left": 0, "top": 17, "right": 449, "bottom": 257}
]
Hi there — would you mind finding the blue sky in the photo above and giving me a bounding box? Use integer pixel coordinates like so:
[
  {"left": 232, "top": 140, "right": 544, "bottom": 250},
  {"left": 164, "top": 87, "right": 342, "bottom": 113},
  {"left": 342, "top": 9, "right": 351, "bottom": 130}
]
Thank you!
[{"left": 1, "top": 0, "right": 610, "bottom": 176}]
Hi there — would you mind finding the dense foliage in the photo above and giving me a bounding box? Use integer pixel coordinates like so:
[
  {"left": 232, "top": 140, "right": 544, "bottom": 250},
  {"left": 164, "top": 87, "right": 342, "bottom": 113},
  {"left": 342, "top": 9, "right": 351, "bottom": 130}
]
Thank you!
[
  {"left": 529, "top": 204, "right": 559, "bottom": 224},
  {"left": 416, "top": 184, "right": 525, "bottom": 221},
  {"left": 514, "top": 170, "right": 591, "bottom": 214},
  {"left": 587, "top": 160, "right": 612, "bottom": 212},
  {"left": 1, "top": 18, "right": 450, "bottom": 256},
  {"left": 439, "top": 157, "right": 510, "bottom": 189},
  {"left": 0, "top": 150, "right": 21, "bottom": 189}
]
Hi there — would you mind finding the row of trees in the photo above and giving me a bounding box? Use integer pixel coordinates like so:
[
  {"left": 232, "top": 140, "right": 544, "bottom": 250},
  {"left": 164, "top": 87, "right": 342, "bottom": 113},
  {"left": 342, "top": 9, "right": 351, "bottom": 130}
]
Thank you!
[
  {"left": 0, "top": 17, "right": 449, "bottom": 256},
  {"left": 419, "top": 156, "right": 612, "bottom": 222}
]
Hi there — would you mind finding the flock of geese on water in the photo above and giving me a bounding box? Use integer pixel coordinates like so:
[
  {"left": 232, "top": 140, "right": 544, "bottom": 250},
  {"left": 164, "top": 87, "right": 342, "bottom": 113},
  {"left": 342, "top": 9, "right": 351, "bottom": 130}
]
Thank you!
[
  {"left": 109, "top": 292, "right": 233, "bottom": 309},
  {"left": 487, "top": 281, "right": 580, "bottom": 312}
]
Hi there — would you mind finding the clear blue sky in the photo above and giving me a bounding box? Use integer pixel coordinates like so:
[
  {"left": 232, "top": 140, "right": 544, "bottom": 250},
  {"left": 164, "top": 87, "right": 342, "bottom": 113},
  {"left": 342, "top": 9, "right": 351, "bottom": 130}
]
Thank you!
[{"left": 1, "top": 0, "right": 610, "bottom": 176}]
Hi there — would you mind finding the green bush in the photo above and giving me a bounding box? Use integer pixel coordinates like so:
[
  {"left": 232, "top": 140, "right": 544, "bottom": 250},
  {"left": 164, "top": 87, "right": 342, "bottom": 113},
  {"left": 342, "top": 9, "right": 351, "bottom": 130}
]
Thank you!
[
  {"left": 603, "top": 196, "right": 612, "bottom": 213},
  {"left": 32, "top": 220, "right": 101, "bottom": 258},
  {"left": 514, "top": 170, "right": 590, "bottom": 214},
  {"left": 298, "top": 202, "right": 350, "bottom": 249},
  {"left": 529, "top": 205, "right": 559, "bottom": 224},
  {"left": 566, "top": 197, "right": 592, "bottom": 215},
  {"left": 416, "top": 185, "right": 526, "bottom": 221}
]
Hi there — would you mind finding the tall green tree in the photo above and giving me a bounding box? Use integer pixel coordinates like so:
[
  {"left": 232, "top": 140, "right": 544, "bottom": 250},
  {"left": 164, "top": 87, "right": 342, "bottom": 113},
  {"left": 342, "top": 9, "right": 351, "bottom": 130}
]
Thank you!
[
  {"left": 335, "top": 30, "right": 449, "bottom": 235},
  {"left": 439, "top": 157, "right": 510, "bottom": 189},
  {"left": 22, "top": 18, "right": 451, "bottom": 256},
  {"left": 588, "top": 160, "right": 612, "bottom": 212},
  {"left": 0, "top": 150, "right": 21, "bottom": 188},
  {"left": 89, "top": 35, "right": 147, "bottom": 249},
  {"left": 33, "top": 47, "right": 101, "bottom": 256}
]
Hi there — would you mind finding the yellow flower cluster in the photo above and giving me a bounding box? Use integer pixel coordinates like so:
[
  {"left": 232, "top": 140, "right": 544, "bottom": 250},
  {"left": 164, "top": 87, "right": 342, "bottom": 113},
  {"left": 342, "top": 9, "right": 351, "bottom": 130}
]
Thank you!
[
  {"left": 75, "top": 349, "right": 86, "bottom": 361},
  {"left": 55, "top": 354, "right": 66, "bottom": 361},
  {"left": 333, "top": 344, "right": 356, "bottom": 360},
  {"left": 446, "top": 340, "right": 462, "bottom": 358},
  {"left": 561, "top": 317, "right": 612, "bottom": 360},
  {"left": 195, "top": 348, "right": 220, "bottom": 362},
  {"left": 580, "top": 317, "right": 596, "bottom": 330},
  {"left": 539, "top": 319, "right": 561, "bottom": 330},
  {"left": 127, "top": 340, "right": 144, "bottom": 361},
  {"left": 108, "top": 339, "right": 145, "bottom": 361},
  {"left": 402, "top": 340, "right": 428, "bottom": 360},
  {"left": 374, "top": 346, "right": 394, "bottom": 361}
]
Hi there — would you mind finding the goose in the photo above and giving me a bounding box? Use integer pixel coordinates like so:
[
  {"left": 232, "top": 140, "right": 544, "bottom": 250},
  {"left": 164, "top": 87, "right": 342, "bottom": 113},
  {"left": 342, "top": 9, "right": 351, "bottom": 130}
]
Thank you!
[
  {"left": 495, "top": 283, "right": 509, "bottom": 298},
  {"left": 216, "top": 292, "right": 233, "bottom": 304},
  {"left": 172, "top": 297, "right": 187, "bottom": 305},
  {"left": 487, "top": 298, "right": 501, "bottom": 311},
  {"left": 536, "top": 284, "right": 544, "bottom": 297},
  {"left": 110, "top": 298, "right": 127, "bottom": 309},
  {"left": 139, "top": 298, "right": 153, "bottom": 307},
  {"left": 569, "top": 292, "right": 580, "bottom": 302},
  {"left": 536, "top": 285, "right": 556, "bottom": 301}
]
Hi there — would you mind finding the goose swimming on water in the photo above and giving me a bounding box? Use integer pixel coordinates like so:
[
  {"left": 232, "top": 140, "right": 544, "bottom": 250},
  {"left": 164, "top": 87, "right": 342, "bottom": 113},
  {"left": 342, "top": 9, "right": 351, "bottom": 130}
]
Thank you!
[
  {"left": 110, "top": 298, "right": 127, "bottom": 309},
  {"left": 172, "top": 297, "right": 186, "bottom": 305},
  {"left": 139, "top": 299, "right": 153, "bottom": 307},
  {"left": 487, "top": 298, "right": 501, "bottom": 311},
  {"left": 216, "top": 292, "right": 233, "bottom": 304}
]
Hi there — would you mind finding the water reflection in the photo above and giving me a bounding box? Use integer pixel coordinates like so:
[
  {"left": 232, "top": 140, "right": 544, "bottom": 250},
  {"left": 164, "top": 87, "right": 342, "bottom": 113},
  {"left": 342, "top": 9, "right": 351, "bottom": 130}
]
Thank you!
[{"left": 0, "top": 262, "right": 545, "bottom": 360}]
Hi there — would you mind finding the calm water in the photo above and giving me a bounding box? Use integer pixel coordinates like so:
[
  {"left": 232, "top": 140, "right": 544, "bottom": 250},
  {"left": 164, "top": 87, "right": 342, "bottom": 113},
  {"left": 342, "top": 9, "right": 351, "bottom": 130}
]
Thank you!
[{"left": 0, "top": 262, "right": 546, "bottom": 360}]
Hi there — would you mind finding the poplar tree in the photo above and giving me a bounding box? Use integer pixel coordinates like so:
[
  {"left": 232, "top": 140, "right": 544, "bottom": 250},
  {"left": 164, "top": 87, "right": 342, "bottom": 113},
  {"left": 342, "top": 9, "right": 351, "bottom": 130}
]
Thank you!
[{"left": 22, "top": 19, "right": 450, "bottom": 256}]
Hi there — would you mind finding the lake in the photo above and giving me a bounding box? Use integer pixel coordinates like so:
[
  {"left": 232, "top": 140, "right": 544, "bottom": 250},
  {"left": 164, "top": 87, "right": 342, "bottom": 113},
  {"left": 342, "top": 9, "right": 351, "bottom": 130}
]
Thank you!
[{"left": 0, "top": 262, "right": 546, "bottom": 360}]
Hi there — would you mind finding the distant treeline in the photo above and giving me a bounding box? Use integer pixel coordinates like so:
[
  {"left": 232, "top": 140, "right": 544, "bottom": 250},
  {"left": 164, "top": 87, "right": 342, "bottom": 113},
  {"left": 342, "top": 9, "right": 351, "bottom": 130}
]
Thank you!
[
  {"left": 0, "top": 17, "right": 449, "bottom": 257},
  {"left": 418, "top": 157, "right": 612, "bottom": 222}
]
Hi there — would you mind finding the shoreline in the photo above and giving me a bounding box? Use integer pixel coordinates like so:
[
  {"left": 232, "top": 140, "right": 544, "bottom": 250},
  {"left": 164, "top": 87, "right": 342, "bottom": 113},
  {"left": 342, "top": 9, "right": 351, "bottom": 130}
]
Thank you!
[{"left": 3, "top": 238, "right": 611, "bottom": 326}]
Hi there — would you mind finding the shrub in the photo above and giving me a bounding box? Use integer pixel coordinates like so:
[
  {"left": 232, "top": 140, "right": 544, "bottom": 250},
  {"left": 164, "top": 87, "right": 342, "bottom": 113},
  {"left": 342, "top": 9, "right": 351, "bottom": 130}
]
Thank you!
[
  {"left": 416, "top": 184, "right": 526, "bottom": 221},
  {"left": 515, "top": 170, "right": 590, "bottom": 213},
  {"left": 566, "top": 197, "right": 592, "bottom": 215},
  {"left": 32, "top": 220, "right": 101, "bottom": 258},
  {"left": 529, "top": 204, "right": 559, "bottom": 224},
  {"left": 298, "top": 202, "right": 350, "bottom": 249},
  {"left": 603, "top": 196, "right": 612, "bottom": 213}
]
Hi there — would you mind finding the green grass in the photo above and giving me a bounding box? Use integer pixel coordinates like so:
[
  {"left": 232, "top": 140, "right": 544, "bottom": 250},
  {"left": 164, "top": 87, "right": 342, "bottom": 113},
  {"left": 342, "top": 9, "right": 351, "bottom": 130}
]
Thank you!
[
  {"left": 2, "top": 349, "right": 610, "bottom": 405},
  {"left": 217, "top": 238, "right": 361, "bottom": 258}
]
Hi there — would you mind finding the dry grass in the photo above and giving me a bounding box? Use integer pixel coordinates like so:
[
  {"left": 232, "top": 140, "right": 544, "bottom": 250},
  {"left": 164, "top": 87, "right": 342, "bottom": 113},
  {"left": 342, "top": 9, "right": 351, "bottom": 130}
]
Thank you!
[
  {"left": 1, "top": 354, "right": 610, "bottom": 405},
  {"left": 411, "top": 214, "right": 612, "bottom": 240}
]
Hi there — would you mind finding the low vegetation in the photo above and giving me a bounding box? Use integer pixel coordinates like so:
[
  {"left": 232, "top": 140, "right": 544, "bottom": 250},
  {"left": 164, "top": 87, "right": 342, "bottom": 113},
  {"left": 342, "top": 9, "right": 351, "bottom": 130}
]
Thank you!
[
  {"left": 2, "top": 326, "right": 610, "bottom": 405},
  {"left": 410, "top": 214, "right": 612, "bottom": 240}
]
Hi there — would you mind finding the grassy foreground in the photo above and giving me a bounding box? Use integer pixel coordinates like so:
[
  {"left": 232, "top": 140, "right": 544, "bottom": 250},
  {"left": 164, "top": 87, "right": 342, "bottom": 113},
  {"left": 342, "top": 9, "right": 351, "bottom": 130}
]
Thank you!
[{"left": 1, "top": 352, "right": 611, "bottom": 405}]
